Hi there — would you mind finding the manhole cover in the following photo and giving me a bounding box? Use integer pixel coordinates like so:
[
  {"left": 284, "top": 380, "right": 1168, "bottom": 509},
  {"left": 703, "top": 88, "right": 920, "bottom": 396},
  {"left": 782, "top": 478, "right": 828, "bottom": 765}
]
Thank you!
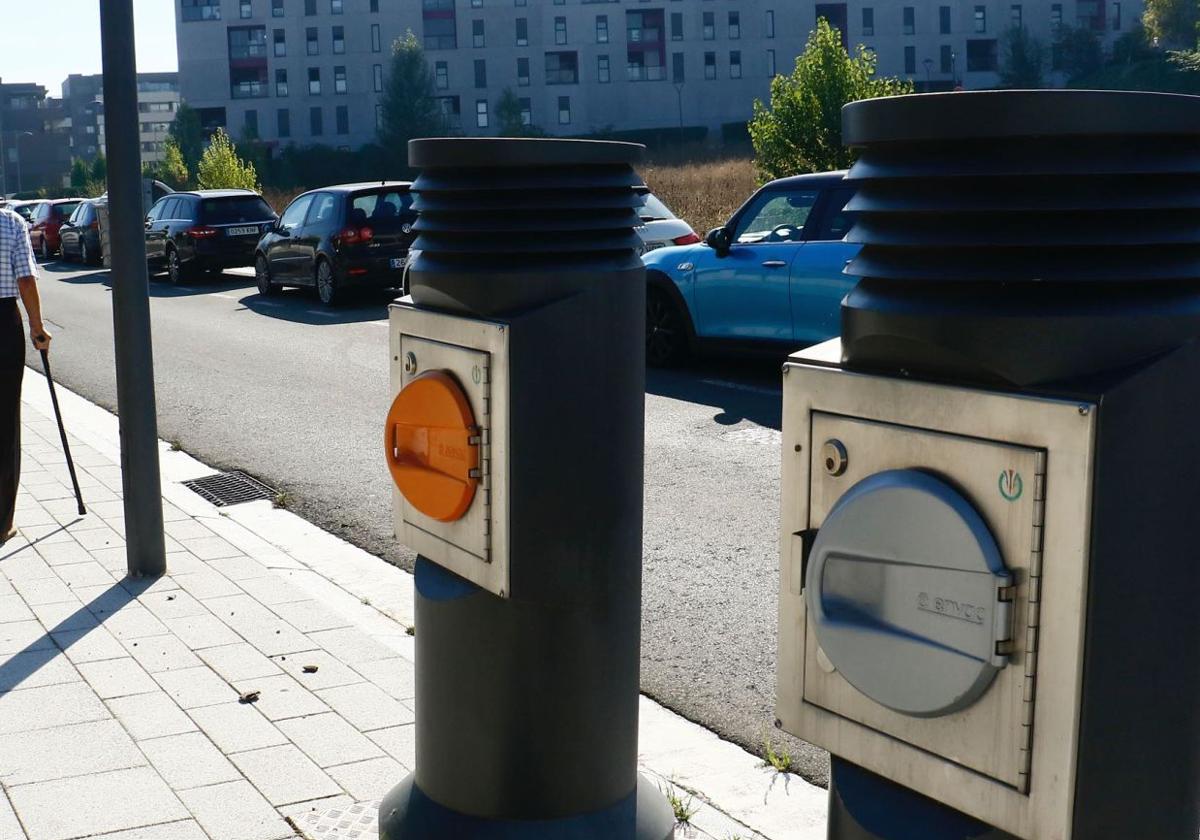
[
  {"left": 183, "top": 471, "right": 276, "bottom": 507},
  {"left": 292, "top": 800, "right": 379, "bottom": 839}
]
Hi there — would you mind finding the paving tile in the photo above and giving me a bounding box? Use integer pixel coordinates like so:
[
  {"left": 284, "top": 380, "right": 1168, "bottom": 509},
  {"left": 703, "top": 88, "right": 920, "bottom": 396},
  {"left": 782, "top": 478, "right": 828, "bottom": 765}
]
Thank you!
[
  {"left": 308, "top": 627, "right": 399, "bottom": 665},
  {"left": 367, "top": 725, "right": 416, "bottom": 768},
  {"left": 326, "top": 756, "right": 406, "bottom": 801},
  {"left": 241, "top": 674, "right": 330, "bottom": 722},
  {"left": 0, "top": 648, "right": 80, "bottom": 694},
  {"left": 229, "top": 743, "right": 342, "bottom": 806},
  {"left": 237, "top": 577, "right": 309, "bottom": 607},
  {"left": 138, "top": 589, "right": 206, "bottom": 622},
  {"left": 72, "top": 527, "right": 124, "bottom": 551},
  {"left": 86, "top": 821, "right": 209, "bottom": 840},
  {"left": 276, "top": 650, "right": 365, "bottom": 692},
  {"left": 163, "top": 519, "right": 217, "bottom": 541},
  {"left": 188, "top": 702, "right": 288, "bottom": 753},
  {"left": 27, "top": 599, "right": 96, "bottom": 633},
  {"left": 10, "top": 576, "right": 75, "bottom": 607},
  {"left": 162, "top": 552, "right": 209, "bottom": 575},
  {"left": 7, "top": 766, "right": 187, "bottom": 840},
  {"left": 118, "top": 575, "right": 181, "bottom": 599},
  {"left": 77, "top": 657, "right": 159, "bottom": 699},
  {"left": 51, "top": 560, "right": 115, "bottom": 589},
  {"left": 50, "top": 626, "right": 127, "bottom": 663},
  {"left": 76, "top": 584, "right": 138, "bottom": 616},
  {"left": 206, "top": 554, "right": 271, "bottom": 581},
  {"left": 152, "top": 664, "right": 237, "bottom": 709},
  {"left": 0, "top": 594, "right": 35, "bottom": 624},
  {"left": 31, "top": 540, "right": 93, "bottom": 567},
  {"left": 268, "top": 599, "right": 352, "bottom": 633},
  {"left": 123, "top": 634, "right": 203, "bottom": 674},
  {"left": 0, "top": 621, "right": 53, "bottom": 656},
  {"left": 178, "top": 780, "right": 296, "bottom": 840},
  {"left": 180, "top": 536, "right": 243, "bottom": 561},
  {"left": 0, "top": 575, "right": 13, "bottom": 598},
  {"left": 138, "top": 731, "right": 241, "bottom": 790},
  {"left": 0, "top": 789, "right": 23, "bottom": 840},
  {"left": 316, "top": 682, "right": 414, "bottom": 732},
  {"left": 98, "top": 605, "right": 170, "bottom": 641},
  {"left": 106, "top": 691, "right": 198, "bottom": 741},
  {"left": 160, "top": 613, "right": 242, "bottom": 650},
  {"left": 277, "top": 712, "right": 384, "bottom": 768},
  {"left": 171, "top": 569, "right": 243, "bottom": 601},
  {"left": 197, "top": 642, "right": 283, "bottom": 683},
  {"left": 351, "top": 658, "right": 416, "bottom": 701},
  {"left": 92, "top": 547, "right": 130, "bottom": 575},
  {"left": 0, "top": 552, "right": 55, "bottom": 586},
  {"left": 0, "top": 719, "right": 145, "bottom": 785}
]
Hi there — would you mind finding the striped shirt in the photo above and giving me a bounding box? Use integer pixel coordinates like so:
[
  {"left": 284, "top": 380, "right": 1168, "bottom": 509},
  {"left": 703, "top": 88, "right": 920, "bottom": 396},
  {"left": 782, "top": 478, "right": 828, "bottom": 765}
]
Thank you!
[{"left": 0, "top": 207, "right": 37, "bottom": 298}]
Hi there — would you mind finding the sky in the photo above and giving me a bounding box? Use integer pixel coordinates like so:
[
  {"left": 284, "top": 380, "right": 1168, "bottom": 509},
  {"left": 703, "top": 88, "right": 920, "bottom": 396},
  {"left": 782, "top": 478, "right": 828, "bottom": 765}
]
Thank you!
[{"left": 0, "top": 0, "right": 178, "bottom": 97}]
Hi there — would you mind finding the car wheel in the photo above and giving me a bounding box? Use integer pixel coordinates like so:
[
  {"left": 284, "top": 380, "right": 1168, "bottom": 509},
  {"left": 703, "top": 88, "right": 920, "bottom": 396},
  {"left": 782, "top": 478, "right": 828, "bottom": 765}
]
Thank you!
[
  {"left": 39, "top": 238, "right": 50, "bottom": 261},
  {"left": 80, "top": 240, "right": 91, "bottom": 266},
  {"left": 166, "top": 247, "right": 190, "bottom": 285},
  {"left": 646, "top": 286, "right": 688, "bottom": 367},
  {"left": 315, "top": 259, "right": 339, "bottom": 306},
  {"left": 255, "top": 254, "right": 276, "bottom": 297}
]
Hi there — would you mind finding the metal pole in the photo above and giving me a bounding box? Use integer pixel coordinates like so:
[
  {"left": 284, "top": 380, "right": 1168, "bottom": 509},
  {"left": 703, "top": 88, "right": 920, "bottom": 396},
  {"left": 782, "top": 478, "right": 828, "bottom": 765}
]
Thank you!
[{"left": 99, "top": 0, "right": 166, "bottom": 578}]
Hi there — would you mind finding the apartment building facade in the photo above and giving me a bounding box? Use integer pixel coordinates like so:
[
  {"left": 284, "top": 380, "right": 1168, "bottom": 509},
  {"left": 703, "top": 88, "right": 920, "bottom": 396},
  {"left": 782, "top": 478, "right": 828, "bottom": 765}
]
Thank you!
[
  {"left": 62, "top": 73, "right": 181, "bottom": 165},
  {"left": 0, "top": 81, "right": 72, "bottom": 195},
  {"left": 176, "top": 0, "right": 1141, "bottom": 151}
]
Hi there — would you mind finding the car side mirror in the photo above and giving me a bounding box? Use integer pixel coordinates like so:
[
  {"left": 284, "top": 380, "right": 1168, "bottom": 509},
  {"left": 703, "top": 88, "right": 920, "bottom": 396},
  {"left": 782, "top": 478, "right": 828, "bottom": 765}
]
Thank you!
[
  {"left": 277, "top": 225, "right": 291, "bottom": 238},
  {"left": 705, "top": 227, "right": 731, "bottom": 256}
]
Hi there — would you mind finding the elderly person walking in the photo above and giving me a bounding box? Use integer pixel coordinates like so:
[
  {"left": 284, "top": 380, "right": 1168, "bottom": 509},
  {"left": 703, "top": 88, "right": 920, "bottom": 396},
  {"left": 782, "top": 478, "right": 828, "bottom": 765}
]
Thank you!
[{"left": 1, "top": 203, "right": 51, "bottom": 544}]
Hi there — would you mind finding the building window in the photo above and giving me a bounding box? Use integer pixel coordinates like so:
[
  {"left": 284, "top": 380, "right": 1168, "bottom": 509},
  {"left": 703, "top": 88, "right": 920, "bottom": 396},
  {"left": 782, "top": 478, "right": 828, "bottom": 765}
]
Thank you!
[
  {"left": 308, "top": 67, "right": 321, "bottom": 94},
  {"left": 182, "top": 0, "right": 221, "bottom": 22},
  {"left": 372, "top": 23, "right": 382, "bottom": 51},
  {"left": 334, "top": 65, "right": 347, "bottom": 93},
  {"left": 275, "top": 68, "right": 289, "bottom": 96},
  {"left": 545, "top": 51, "right": 578, "bottom": 84},
  {"left": 228, "top": 26, "right": 269, "bottom": 97},
  {"left": 437, "top": 95, "right": 461, "bottom": 127},
  {"left": 702, "top": 11, "right": 714, "bottom": 39},
  {"left": 558, "top": 95, "right": 570, "bottom": 124},
  {"left": 331, "top": 0, "right": 342, "bottom": 12},
  {"left": 729, "top": 50, "right": 741, "bottom": 78},
  {"left": 336, "top": 104, "right": 348, "bottom": 134},
  {"left": 966, "top": 38, "right": 997, "bottom": 70},
  {"left": 277, "top": 108, "right": 290, "bottom": 137},
  {"left": 473, "top": 19, "right": 485, "bottom": 47},
  {"left": 555, "top": 17, "right": 568, "bottom": 45},
  {"left": 370, "top": 0, "right": 379, "bottom": 10},
  {"left": 903, "top": 6, "right": 915, "bottom": 35},
  {"left": 862, "top": 7, "right": 874, "bottom": 36},
  {"left": 597, "top": 15, "right": 609, "bottom": 43},
  {"left": 704, "top": 51, "right": 716, "bottom": 79},
  {"left": 940, "top": 44, "right": 953, "bottom": 73},
  {"left": 766, "top": 48, "right": 775, "bottom": 76},
  {"left": 310, "top": 106, "right": 323, "bottom": 135},
  {"left": 474, "top": 59, "right": 487, "bottom": 87},
  {"left": 672, "top": 51, "right": 684, "bottom": 81},
  {"left": 332, "top": 25, "right": 345, "bottom": 53},
  {"left": 435, "top": 61, "right": 449, "bottom": 89},
  {"left": 1011, "top": 4, "right": 1022, "bottom": 28},
  {"left": 939, "top": 5, "right": 951, "bottom": 33},
  {"left": 904, "top": 45, "right": 916, "bottom": 73},
  {"left": 476, "top": 99, "right": 489, "bottom": 128},
  {"left": 765, "top": 10, "right": 775, "bottom": 38},
  {"left": 273, "top": 0, "right": 285, "bottom": 17},
  {"left": 1051, "top": 3, "right": 1063, "bottom": 32},
  {"left": 519, "top": 97, "right": 531, "bottom": 125},
  {"left": 376, "top": 103, "right": 383, "bottom": 129},
  {"left": 306, "top": 27, "right": 319, "bottom": 54},
  {"left": 305, "top": 0, "right": 316, "bottom": 14},
  {"left": 1112, "top": 1, "right": 1121, "bottom": 29},
  {"left": 423, "top": 0, "right": 458, "bottom": 50},
  {"left": 974, "top": 5, "right": 986, "bottom": 32},
  {"left": 598, "top": 54, "right": 611, "bottom": 82},
  {"left": 374, "top": 63, "right": 384, "bottom": 91},
  {"left": 516, "top": 0, "right": 526, "bottom": 6},
  {"left": 670, "top": 12, "right": 683, "bottom": 39},
  {"left": 728, "top": 11, "right": 740, "bottom": 38},
  {"left": 516, "top": 17, "right": 528, "bottom": 45},
  {"left": 240, "top": 1, "right": 253, "bottom": 19},
  {"left": 244, "top": 109, "right": 258, "bottom": 135},
  {"left": 274, "top": 29, "right": 286, "bottom": 56},
  {"left": 472, "top": 0, "right": 483, "bottom": 5},
  {"left": 517, "top": 56, "right": 530, "bottom": 85}
]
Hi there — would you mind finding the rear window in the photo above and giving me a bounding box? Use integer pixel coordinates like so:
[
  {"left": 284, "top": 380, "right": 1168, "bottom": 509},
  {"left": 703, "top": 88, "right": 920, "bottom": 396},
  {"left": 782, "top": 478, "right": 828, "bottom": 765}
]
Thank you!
[
  {"left": 200, "top": 196, "right": 274, "bottom": 225},
  {"left": 56, "top": 202, "right": 81, "bottom": 219},
  {"left": 638, "top": 193, "right": 675, "bottom": 222},
  {"left": 349, "top": 190, "right": 413, "bottom": 227}
]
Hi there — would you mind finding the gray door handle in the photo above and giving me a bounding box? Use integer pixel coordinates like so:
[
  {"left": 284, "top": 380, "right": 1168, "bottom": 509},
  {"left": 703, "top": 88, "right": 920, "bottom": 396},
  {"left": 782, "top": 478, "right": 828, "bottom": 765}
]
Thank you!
[{"left": 762, "top": 260, "right": 787, "bottom": 268}]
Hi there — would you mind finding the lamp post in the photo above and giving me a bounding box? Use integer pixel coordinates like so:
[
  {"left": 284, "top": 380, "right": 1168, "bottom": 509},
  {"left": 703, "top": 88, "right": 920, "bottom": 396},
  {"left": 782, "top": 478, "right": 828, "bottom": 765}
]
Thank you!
[
  {"left": 674, "top": 82, "right": 684, "bottom": 146},
  {"left": 15, "top": 132, "right": 33, "bottom": 194}
]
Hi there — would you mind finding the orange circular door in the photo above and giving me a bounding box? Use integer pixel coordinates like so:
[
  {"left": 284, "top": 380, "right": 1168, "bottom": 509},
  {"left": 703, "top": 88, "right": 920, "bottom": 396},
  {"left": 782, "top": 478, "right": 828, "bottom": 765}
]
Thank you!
[{"left": 384, "top": 370, "right": 480, "bottom": 522}]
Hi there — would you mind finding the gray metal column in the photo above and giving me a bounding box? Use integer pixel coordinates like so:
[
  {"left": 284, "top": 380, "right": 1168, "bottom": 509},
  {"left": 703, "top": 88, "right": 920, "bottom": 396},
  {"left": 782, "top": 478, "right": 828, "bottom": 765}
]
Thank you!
[{"left": 99, "top": 0, "right": 166, "bottom": 578}]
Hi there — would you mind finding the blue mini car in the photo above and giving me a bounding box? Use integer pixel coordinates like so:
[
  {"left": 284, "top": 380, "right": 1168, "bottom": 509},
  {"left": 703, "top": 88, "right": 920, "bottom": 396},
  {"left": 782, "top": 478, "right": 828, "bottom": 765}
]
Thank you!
[{"left": 642, "top": 171, "right": 859, "bottom": 366}]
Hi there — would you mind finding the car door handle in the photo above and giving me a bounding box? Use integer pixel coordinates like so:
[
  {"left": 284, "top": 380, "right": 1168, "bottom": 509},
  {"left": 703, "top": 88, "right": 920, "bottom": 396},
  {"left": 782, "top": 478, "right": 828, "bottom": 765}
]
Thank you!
[{"left": 762, "top": 260, "right": 788, "bottom": 268}]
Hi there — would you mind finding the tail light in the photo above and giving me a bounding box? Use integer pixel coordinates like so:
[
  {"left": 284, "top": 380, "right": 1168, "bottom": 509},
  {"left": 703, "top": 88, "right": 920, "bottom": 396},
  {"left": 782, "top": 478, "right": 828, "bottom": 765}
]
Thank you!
[
  {"left": 335, "top": 226, "right": 374, "bottom": 246},
  {"left": 672, "top": 232, "right": 702, "bottom": 246},
  {"left": 186, "top": 226, "right": 218, "bottom": 239},
  {"left": 89, "top": 220, "right": 99, "bottom": 230}
]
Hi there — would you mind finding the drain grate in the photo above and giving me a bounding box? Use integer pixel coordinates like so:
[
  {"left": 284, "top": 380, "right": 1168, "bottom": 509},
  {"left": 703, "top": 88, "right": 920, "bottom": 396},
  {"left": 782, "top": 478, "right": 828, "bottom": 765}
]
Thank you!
[
  {"left": 183, "top": 471, "right": 276, "bottom": 507},
  {"left": 291, "top": 800, "right": 379, "bottom": 839}
]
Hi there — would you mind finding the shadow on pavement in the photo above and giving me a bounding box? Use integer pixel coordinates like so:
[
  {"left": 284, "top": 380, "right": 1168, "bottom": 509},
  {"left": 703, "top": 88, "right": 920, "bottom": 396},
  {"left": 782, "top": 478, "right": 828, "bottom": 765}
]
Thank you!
[
  {"left": 647, "top": 356, "right": 785, "bottom": 430},
  {"left": 238, "top": 287, "right": 400, "bottom": 326},
  {"left": 49, "top": 265, "right": 260, "bottom": 298}
]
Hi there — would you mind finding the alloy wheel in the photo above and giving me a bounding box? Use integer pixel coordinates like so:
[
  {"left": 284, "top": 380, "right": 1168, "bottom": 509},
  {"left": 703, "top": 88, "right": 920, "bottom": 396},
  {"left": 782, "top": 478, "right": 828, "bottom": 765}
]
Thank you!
[
  {"left": 646, "top": 290, "right": 685, "bottom": 367},
  {"left": 255, "top": 255, "right": 274, "bottom": 296},
  {"left": 316, "top": 260, "right": 337, "bottom": 306},
  {"left": 167, "top": 249, "right": 181, "bottom": 285}
]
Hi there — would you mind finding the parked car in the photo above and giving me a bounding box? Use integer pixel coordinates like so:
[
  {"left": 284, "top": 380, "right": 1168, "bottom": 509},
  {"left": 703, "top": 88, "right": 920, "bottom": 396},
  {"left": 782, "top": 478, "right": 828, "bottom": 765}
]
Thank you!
[
  {"left": 636, "top": 189, "right": 700, "bottom": 254},
  {"left": 29, "top": 198, "right": 85, "bottom": 260},
  {"left": 144, "top": 189, "right": 278, "bottom": 284},
  {"left": 11, "top": 200, "right": 43, "bottom": 224},
  {"left": 641, "top": 171, "right": 858, "bottom": 367},
  {"left": 58, "top": 200, "right": 103, "bottom": 266},
  {"left": 254, "top": 182, "right": 416, "bottom": 306}
]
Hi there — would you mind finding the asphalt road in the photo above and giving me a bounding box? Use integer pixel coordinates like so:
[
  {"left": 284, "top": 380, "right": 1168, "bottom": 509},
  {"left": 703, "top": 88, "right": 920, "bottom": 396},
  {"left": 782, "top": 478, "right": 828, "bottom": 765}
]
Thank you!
[{"left": 27, "top": 260, "right": 828, "bottom": 785}]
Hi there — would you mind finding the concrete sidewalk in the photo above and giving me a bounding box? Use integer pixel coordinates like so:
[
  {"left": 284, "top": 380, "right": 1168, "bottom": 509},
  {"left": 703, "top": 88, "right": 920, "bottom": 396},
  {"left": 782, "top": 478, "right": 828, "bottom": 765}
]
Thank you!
[{"left": 0, "top": 368, "right": 827, "bottom": 840}]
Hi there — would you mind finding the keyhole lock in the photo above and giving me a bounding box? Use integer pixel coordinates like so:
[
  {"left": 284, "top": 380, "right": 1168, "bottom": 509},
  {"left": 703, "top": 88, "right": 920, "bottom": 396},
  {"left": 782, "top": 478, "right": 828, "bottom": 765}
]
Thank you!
[
  {"left": 822, "top": 439, "right": 848, "bottom": 476},
  {"left": 403, "top": 352, "right": 418, "bottom": 375}
]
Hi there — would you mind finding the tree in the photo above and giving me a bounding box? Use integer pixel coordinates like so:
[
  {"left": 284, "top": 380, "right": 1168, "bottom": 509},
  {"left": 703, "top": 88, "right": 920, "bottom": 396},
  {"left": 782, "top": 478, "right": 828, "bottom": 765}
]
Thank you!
[
  {"left": 151, "top": 136, "right": 190, "bottom": 189},
  {"left": 69, "top": 159, "right": 90, "bottom": 193},
  {"left": 169, "top": 103, "right": 205, "bottom": 175},
  {"left": 378, "top": 31, "right": 445, "bottom": 171},
  {"left": 90, "top": 154, "right": 107, "bottom": 187},
  {"left": 748, "top": 18, "right": 913, "bottom": 181},
  {"left": 1055, "top": 25, "right": 1105, "bottom": 80},
  {"left": 1144, "top": 0, "right": 1200, "bottom": 49},
  {"left": 1000, "top": 26, "right": 1047, "bottom": 87},
  {"left": 495, "top": 88, "right": 543, "bottom": 136},
  {"left": 196, "top": 128, "right": 260, "bottom": 191}
]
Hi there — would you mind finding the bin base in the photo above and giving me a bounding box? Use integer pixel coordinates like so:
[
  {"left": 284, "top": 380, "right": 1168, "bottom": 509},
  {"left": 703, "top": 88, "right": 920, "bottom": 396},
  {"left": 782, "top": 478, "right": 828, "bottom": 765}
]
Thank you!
[{"left": 378, "top": 774, "right": 675, "bottom": 840}]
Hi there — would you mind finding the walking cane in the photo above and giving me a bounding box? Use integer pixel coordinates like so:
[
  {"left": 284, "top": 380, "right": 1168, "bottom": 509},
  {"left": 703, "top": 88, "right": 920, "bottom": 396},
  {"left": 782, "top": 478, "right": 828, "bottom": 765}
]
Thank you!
[{"left": 38, "top": 349, "right": 86, "bottom": 516}]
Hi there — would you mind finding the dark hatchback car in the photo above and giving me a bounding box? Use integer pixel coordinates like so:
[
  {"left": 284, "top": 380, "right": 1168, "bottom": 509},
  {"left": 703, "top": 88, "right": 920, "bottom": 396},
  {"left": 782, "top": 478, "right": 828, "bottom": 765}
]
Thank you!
[
  {"left": 144, "top": 189, "right": 277, "bottom": 284},
  {"left": 59, "top": 201, "right": 103, "bottom": 266},
  {"left": 255, "top": 182, "right": 415, "bottom": 306}
]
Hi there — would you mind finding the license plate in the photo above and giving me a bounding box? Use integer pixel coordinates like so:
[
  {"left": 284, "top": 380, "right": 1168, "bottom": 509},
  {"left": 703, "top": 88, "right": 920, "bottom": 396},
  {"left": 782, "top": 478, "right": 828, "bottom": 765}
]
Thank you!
[
  {"left": 228, "top": 225, "right": 260, "bottom": 237},
  {"left": 390, "top": 257, "right": 407, "bottom": 270}
]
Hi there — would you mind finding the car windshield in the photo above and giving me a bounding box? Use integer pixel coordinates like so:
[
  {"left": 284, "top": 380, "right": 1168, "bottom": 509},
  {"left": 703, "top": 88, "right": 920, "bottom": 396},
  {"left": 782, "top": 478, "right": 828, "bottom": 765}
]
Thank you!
[
  {"left": 638, "top": 193, "right": 675, "bottom": 222},
  {"left": 200, "top": 196, "right": 274, "bottom": 224},
  {"left": 734, "top": 191, "right": 819, "bottom": 244},
  {"left": 56, "top": 202, "right": 81, "bottom": 219},
  {"left": 14, "top": 205, "right": 37, "bottom": 221},
  {"left": 349, "top": 190, "right": 413, "bottom": 229}
]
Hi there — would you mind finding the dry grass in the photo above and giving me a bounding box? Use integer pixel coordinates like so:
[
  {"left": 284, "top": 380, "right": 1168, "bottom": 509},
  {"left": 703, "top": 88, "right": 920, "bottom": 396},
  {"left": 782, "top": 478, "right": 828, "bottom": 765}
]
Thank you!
[{"left": 262, "top": 186, "right": 305, "bottom": 215}]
